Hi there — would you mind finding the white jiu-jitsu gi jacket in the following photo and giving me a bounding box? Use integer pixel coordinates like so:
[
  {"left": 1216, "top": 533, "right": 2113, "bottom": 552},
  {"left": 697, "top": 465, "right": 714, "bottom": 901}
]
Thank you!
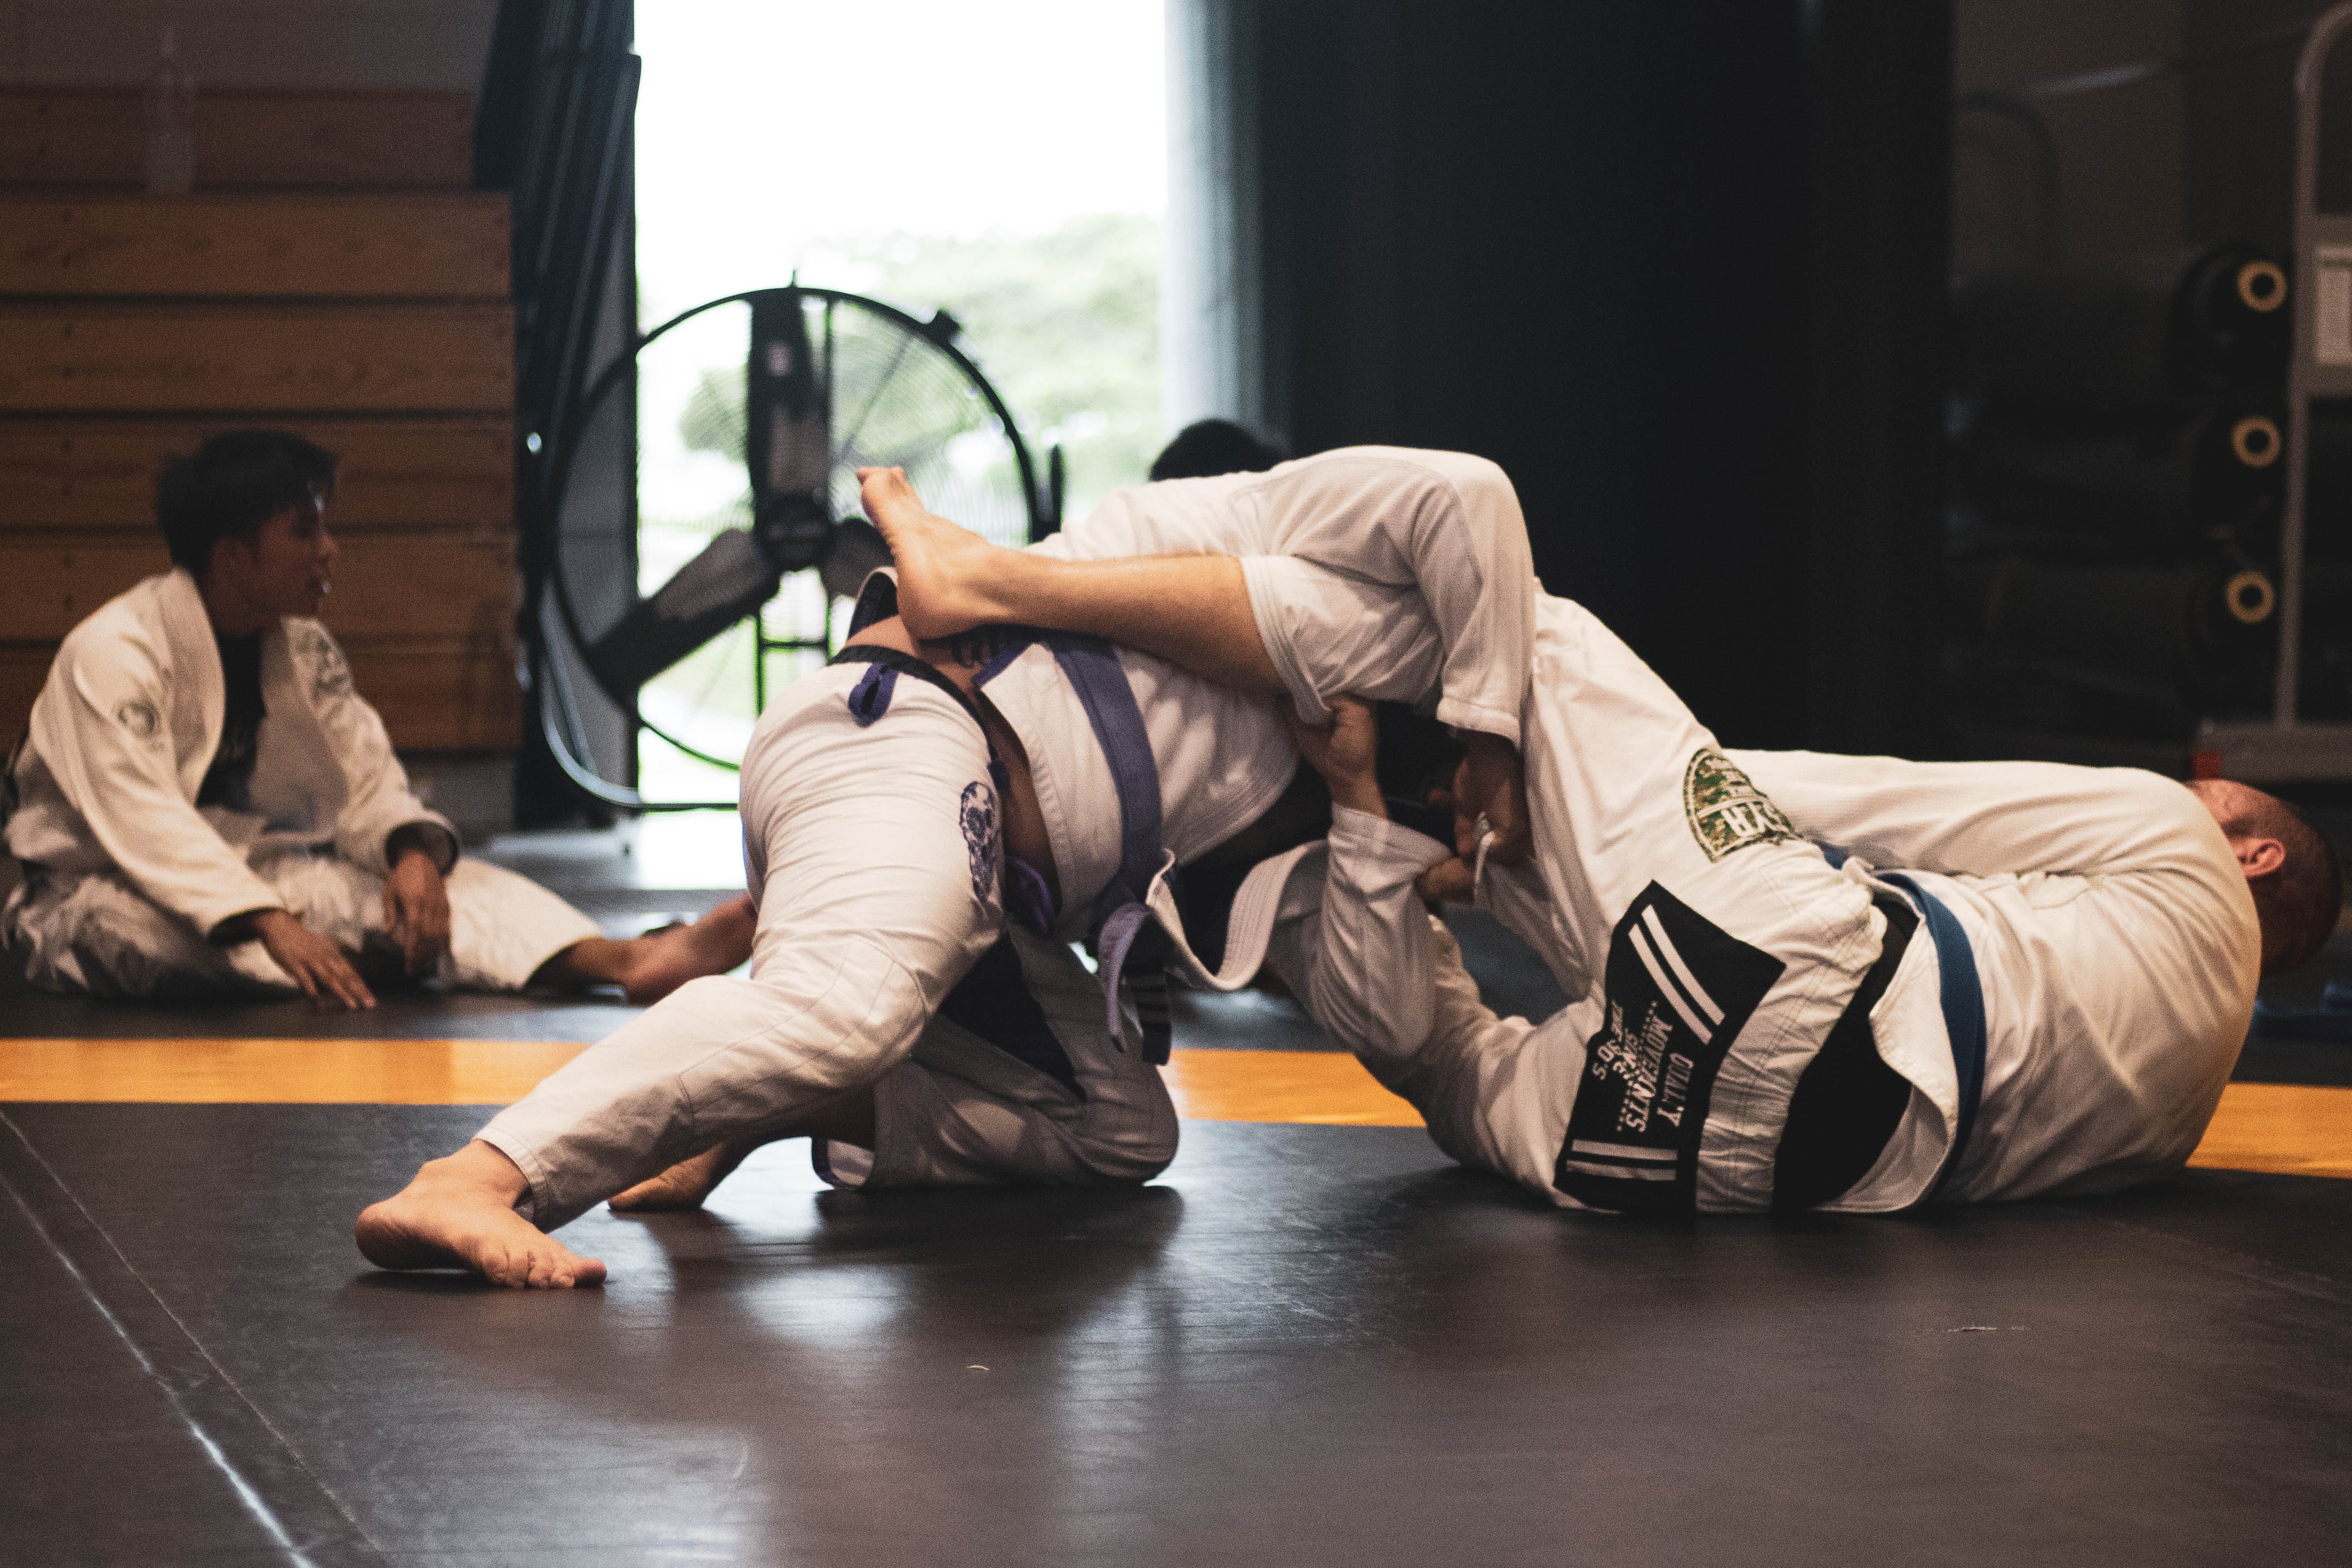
[
  {"left": 478, "top": 448, "right": 1540, "bottom": 1223},
  {"left": 1286, "top": 753, "right": 2261, "bottom": 1208},
  {"left": 5, "top": 568, "right": 458, "bottom": 938}
]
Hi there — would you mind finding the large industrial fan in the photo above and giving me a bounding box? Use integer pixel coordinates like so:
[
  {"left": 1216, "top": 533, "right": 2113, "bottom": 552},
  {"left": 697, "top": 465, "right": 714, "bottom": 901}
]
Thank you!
[{"left": 530, "top": 286, "right": 1056, "bottom": 808}]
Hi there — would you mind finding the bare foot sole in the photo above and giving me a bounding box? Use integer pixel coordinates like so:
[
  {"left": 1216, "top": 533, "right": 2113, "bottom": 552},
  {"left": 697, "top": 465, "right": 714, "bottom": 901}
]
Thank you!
[
  {"left": 608, "top": 1133, "right": 766, "bottom": 1214},
  {"left": 356, "top": 1156, "right": 605, "bottom": 1289},
  {"left": 857, "top": 465, "right": 1015, "bottom": 640},
  {"left": 618, "top": 894, "right": 757, "bottom": 1006}
]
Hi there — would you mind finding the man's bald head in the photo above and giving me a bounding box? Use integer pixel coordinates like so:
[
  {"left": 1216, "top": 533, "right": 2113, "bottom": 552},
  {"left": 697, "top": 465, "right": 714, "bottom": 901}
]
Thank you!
[{"left": 2187, "top": 779, "right": 2344, "bottom": 977}]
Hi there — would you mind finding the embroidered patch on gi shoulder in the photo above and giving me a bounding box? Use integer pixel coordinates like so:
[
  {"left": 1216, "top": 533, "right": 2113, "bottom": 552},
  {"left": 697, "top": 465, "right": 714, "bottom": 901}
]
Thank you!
[
  {"left": 1553, "top": 882, "right": 1784, "bottom": 1216},
  {"left": 289, "top": 623, "right": 354, "bottom": 702},
  {"left": 115, "top": 699, "right": 161, "bottom": 744},
  {"left": 959, "top": 780, "right": 999, "bottom": 905},
  {"left": 1682, "top": 747, "right": 1797, "bottom": 863}
]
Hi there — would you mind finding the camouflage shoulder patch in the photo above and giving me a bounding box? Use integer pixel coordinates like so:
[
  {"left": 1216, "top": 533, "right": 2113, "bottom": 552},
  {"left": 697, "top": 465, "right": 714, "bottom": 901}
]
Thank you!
[
  {"left": 1682, "top": 746, "right": 1798, "bottom": 862},
  {"left": 289, "top": 622, "right": 354, "bottom": 702}
]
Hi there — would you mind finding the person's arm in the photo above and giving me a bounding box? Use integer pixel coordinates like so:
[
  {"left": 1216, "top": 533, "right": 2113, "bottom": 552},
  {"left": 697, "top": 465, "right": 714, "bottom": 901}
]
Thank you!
[
  {"left": 28, "top": 631, "right": 283, "bottom": 936},
  {"left": 292, "top": 620, "right": 461, "bottom": 879},
  {"left": 864, "top": 453, "right": 1536, "bottom": 734},
  {"left": 1268, "top": 699, "right": 1559, "bottom": 1191},
  {"left": 382, "top": 823, "right": 454, "bottom": 976},
  {"left": 472, "top": 683, "right": 1004, "bottom": 1231},
  {"left": 1279, "top": 697, "right": 1458, "bottom": 1067},
  {"left": 864, "top": 458, "right": 1536, "bottom": 855},
  {"left": 1238, "top": 451, "right": 1535, "bottom": 748},
  {"left": 1723, "top": 749, "right": 2234, "bottom": 882}
]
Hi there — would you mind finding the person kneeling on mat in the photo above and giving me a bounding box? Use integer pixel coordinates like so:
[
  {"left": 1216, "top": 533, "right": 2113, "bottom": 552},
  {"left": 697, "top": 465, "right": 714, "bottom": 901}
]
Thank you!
[
  {"left": 2, "top": 431, "right": 752, "bottom": 1009},
  {"left": 355, "top": 448, "right": 1544, "bottom": 1287}
]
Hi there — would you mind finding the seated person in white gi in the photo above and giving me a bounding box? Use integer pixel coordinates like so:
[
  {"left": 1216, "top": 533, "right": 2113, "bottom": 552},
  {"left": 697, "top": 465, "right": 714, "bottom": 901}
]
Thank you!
[
  {"left": 2, "top": 431, "right": 751, "bottom": 1010},
  {"left": 875, "top": 517, "right": 2342, "bottom": 1216},
  {"left": 357, "top": 447, "right": 1539, "bottom": 1287}
]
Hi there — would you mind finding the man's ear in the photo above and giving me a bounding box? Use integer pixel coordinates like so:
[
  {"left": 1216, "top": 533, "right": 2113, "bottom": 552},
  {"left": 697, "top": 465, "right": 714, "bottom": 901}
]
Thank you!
[
  {"left": 207, "top": 531, "right": 253, "bottom": 577},
  {"left": 2235, "top": 835, "right": 2287, "bottom": 880}
]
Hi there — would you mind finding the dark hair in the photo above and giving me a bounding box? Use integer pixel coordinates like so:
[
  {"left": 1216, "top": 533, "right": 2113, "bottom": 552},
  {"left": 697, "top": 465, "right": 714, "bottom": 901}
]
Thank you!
[
  {"left": 1149, "top": 419, "right": 1288, "bottom": 482},
  {"left": 156, "top": 430, "right": 337, "bottom": 572},
  {"left": 2230, "top": 789, "right": 2345, "bottom": 976}
]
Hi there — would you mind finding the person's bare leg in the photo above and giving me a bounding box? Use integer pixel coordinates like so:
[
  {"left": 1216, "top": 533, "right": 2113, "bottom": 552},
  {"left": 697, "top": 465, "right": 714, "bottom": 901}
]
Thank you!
[
  {"left": 355, "top": 1139, "right": 606, "bottom": 1288},
  {"left": 607, "top": 1088, "right": 879, "bottom": 1213},
  {"left": 532, "top": 893, "right": 757, "bottom": 1005},
  {"left": 859, "top": 466, "right": 1282, "bottom": 694}
]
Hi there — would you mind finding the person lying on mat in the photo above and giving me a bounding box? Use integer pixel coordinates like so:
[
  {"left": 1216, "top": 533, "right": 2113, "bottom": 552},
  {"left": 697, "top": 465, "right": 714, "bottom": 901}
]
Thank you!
[
  {"left": 874, "top": 515, "right": 2339, "bottom": 1215},
  {"left": 2, "top": 430, "right": 753, "bottom": 1011},
  {"left": 356, "top": 447, "right": 1543, "bottom": 1287}
]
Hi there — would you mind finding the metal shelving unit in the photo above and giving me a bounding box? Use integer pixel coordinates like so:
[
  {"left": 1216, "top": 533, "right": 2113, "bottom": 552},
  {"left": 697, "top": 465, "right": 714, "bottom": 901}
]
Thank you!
[{"left": 2199, "top": 0, "right": 2352, "bottom": 782}]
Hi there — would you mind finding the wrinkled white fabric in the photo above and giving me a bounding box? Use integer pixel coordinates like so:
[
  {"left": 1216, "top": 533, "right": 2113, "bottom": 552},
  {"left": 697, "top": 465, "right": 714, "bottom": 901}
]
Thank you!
[
  {"left": 1274, "top": 598, "right": 2262, "bottom": 1212},
  {"left": 4, "top": 852, "right": 598, "bottom": 999},
  {"left": 817, "top": 924, "right": 1177, "bottom": 1191},
  {"left": 477, "top": 666, "right": 1005, "bottom": 1228},
  {"left": 475, "top": 452, "right": 1541, "bottom": 1219},
  {"left": 6, "top": 569, "right": 458, "bottom": 940},
  {"left": 1040, "top": 446, "right": 1537, "bottom": 744},
  {"left": 1724, "top": 749, "right": 2259, "bottom": 1201}
]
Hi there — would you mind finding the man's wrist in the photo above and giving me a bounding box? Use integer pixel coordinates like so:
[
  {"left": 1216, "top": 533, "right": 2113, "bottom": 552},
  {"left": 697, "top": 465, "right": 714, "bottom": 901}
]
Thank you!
[
  {"left": 212, "top": 905, "right": 292, "bottom": 945},
  {"left": 1330, "top": 777, "right": 1386, "bottom": 817},
  {"left": 385, "top": 823, "right": 452, "bottom": 870}
]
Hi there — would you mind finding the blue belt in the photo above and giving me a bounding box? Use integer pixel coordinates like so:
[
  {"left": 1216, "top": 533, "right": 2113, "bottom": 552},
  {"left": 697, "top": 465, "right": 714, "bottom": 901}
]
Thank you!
[
  {"left": 1878, "top": 873, "right": 1987, "bottom": 1193},
  {"left": 975, "top": 631, "right": 1176, "bottom": 1064},
  {"left": 836, "top": 605, "right": 1179, "bottom": 1065}
]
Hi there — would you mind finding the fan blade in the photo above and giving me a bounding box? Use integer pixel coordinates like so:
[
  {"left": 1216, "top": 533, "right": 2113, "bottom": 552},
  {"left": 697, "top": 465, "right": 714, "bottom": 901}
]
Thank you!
[
  {"left": 585, "top": 527, "right": 782, "bottom": 696},
  {"left": 817, "top": 518, "right": 892, "bottom": 601}
]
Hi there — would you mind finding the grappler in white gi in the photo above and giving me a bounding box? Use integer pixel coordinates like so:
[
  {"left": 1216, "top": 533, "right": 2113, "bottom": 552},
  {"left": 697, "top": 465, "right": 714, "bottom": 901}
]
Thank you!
[
  {"left": 356, "top": 446, "right": 1537, "bottom": 1286},
  {"left": 2, "top": 432, "right": 753, "bottom": 1009},
  {"left": 885, "top": 529, "right": 2340, "bottom": 1215}
]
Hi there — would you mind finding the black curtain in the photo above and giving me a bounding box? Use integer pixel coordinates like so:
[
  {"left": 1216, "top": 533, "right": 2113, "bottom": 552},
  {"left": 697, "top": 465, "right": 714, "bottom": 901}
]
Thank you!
[{"left": 1193, "top": 0, "right": 1950, "bottom": 752}]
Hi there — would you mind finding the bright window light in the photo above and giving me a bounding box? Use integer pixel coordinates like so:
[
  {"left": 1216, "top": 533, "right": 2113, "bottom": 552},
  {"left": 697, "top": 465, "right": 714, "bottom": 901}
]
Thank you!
[{"left": 631, "top": 1, "right": 1166, "bottom": 803}]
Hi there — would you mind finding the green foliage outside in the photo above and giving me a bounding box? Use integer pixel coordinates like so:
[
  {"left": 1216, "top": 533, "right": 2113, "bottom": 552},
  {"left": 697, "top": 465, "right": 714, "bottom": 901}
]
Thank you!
[
  {"left": 850, "top": 214, "right": 1161, "bottom": 517},
  {"left": 670, "top": 214, "right": 1161, "bottom": 522}
]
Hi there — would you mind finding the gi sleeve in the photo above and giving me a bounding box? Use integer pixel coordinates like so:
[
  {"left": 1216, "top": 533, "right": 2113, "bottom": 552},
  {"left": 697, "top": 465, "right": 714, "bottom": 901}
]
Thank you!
[
  {"left": 289, "top": 621, "right": 458, "bottom": 874},
  {"left": 1287, "top": 805, "right": 1460, "bottom": 1069},
  {"left": 1722, "top": 750, "right": 2240, "bottom": 886},
  {"left": 1265, "top": 808, "right": 1564, "bottom": 1194},
  {"left": 25, "top": 627, "right": 282, "bottom": 937},
  {"left": 1239, "top": 452, "right": 1537, "bottom": 745},
  {"left": 476, "top": 683, "right": 1004, "bottom": 1229}
]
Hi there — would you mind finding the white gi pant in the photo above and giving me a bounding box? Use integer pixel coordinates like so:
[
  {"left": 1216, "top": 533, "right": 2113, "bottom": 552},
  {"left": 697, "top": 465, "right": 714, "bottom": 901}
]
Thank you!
[
  {"left": 3, "top": 846, "right": 601, "bottom": 1000},
  {"left": 1327, "top": 596, "right": 1927, "bottom": 1215},
  {"left": 483, "top": 920, "right": 1177, "bottom": 1228},
  {"left": 814, "top": 926, "right": 1178, "bottom": 1194}
]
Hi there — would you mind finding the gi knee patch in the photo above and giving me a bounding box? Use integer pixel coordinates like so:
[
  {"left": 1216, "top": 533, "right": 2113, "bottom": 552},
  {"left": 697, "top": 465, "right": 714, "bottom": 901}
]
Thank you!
[{"left": 1553, "top": 883, "right": 1784, "bottom": 1216}]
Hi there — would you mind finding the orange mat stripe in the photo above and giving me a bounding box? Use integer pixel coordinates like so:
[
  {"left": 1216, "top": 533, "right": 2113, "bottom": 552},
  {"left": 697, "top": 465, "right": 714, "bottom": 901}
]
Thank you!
[
  {"left": 2184, "top": 1080, "right": 2352, "bottom": 1180},
  {"left": 0, "top": 1037, "right": 589, "bottom": 1106},
  {"left": 0, "top": 1037, "right": 2342, "bottom": 1177},
  {"left": 0, "top": 1037, "right": 1423, "bottom": 1124},
  {"left": 1161, "top": 1048, "right": 1422, "bottom": 1126}
]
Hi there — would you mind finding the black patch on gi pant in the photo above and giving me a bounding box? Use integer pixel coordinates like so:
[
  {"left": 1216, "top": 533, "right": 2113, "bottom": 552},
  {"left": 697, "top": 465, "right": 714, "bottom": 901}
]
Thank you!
[
  {"left": 939, "top": 934, "right": 1083, "bottom": 1098},
  {"left": 1553, "top": 882, "right": 1784, "bottom": 1216}
]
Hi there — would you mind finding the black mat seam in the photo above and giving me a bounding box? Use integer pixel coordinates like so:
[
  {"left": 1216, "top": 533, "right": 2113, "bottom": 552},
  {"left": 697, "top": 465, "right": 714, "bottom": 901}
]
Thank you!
[
  {"left": 2052, "top": 1197, "right": 2352, "bottom": 1308},
  {"left": 0, "top": 1107, "right": 389, "bottom": 1568}
]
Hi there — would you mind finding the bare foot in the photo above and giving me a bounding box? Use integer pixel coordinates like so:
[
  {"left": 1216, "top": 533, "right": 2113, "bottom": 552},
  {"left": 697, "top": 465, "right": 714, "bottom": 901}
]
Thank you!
[
  {"left": 857, "top": 465, "right": 1019, "bottom": 639},
  {"left": 355, "top": 1141, "right": 606, "bottom": 1289},
  {"left": 607, "top": 1131, "right": 769, "bottom": 1213},
  {"left": 615, "top": 894, "right": 758, "bottom": 1005}
]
